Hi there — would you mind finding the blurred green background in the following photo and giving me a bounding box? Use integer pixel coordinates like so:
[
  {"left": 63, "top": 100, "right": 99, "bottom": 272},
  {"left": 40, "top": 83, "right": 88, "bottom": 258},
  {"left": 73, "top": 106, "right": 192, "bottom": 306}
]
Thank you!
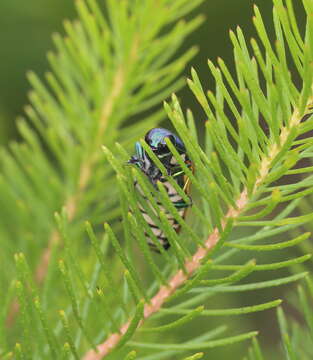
[{"left": 0, "top": 1, "right": 307, "bottom": 358}]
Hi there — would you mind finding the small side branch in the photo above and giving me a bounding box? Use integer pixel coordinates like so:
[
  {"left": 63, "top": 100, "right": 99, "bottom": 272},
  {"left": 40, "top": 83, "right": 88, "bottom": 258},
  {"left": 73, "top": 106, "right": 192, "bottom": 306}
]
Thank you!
[
  {"left": 36, "top": 65, "right": 125, "bottom": 284},
  {"left": 6, "top": 66, "right": 125, "bottom": 328}
]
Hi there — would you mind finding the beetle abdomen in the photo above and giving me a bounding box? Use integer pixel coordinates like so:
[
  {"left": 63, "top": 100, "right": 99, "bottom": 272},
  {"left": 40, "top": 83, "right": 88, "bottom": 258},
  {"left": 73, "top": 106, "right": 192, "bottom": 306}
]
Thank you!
[{"left": 136, "top": 175, "right": 189, "bottom": 252}]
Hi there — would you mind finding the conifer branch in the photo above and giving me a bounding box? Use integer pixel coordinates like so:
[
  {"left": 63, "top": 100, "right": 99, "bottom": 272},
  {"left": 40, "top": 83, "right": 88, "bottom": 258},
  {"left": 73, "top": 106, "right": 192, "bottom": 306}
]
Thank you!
[
  {"left": 36, "top": 64, "right": 126, "bottom": 284},
  {"left": 83, "top": 103, "right": 308, "bottom": 359},
  {"left": 7, "top": 63, "right": 128, "bottom": 327},
  {"left": 3, "top": 1, "right": 312, "bottom": 358},
  {"left": 5, "top": 0, "right": 199, "bottom": 330}
]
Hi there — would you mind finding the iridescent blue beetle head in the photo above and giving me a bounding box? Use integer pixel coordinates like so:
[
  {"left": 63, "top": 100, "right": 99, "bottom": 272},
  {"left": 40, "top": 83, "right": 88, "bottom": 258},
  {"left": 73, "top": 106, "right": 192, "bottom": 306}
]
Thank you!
[
  {"left": 128, "top": 128, "right": 186, "bottom": 173},
  {"left": 145, "top": 128, "right": 186, "bottom": 154},
  {"left": 128, "top": 141, "right": 146, "bottom": 167},
  {"left": 128, "top": 137, "right": 162, "bottom": 181}
]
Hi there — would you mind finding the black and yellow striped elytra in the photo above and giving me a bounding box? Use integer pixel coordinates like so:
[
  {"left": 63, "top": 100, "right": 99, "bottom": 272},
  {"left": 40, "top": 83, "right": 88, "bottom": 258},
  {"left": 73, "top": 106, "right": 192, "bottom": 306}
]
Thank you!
[{"left": 128, "top": 128, "right": 193, "bottom": 251}]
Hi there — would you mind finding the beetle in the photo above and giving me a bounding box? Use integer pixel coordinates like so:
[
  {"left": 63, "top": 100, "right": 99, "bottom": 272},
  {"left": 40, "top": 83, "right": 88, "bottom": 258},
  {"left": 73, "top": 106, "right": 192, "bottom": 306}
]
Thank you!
[{"left": 128, "top": 128, "right": 193, "bottom": 251}]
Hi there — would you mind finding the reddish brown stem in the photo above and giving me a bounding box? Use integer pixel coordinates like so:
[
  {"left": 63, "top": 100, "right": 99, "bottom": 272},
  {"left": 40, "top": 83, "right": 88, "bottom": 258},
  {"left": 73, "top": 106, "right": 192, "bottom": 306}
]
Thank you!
[
  {"left": 82, "top": 105, "right": 306, "bottom": 359},
  {"left": 83, "top": 190, "right": 248, "bottom": 360}
]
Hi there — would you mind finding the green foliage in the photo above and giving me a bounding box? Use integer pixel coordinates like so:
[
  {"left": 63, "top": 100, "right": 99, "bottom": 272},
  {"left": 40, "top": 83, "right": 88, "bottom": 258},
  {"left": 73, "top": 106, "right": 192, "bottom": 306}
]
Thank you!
[
  {"left": 1, "top": 0, "right": 313, "bottom": 359},
  {"left": 245, "top": 277, "right": 313, "bottom": 360}
]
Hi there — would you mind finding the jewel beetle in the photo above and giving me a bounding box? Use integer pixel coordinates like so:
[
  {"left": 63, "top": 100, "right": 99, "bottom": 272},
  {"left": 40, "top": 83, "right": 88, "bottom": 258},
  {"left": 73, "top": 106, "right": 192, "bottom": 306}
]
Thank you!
[{"left": 128, "top": 128, "right": 192, "bottom": 251}]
